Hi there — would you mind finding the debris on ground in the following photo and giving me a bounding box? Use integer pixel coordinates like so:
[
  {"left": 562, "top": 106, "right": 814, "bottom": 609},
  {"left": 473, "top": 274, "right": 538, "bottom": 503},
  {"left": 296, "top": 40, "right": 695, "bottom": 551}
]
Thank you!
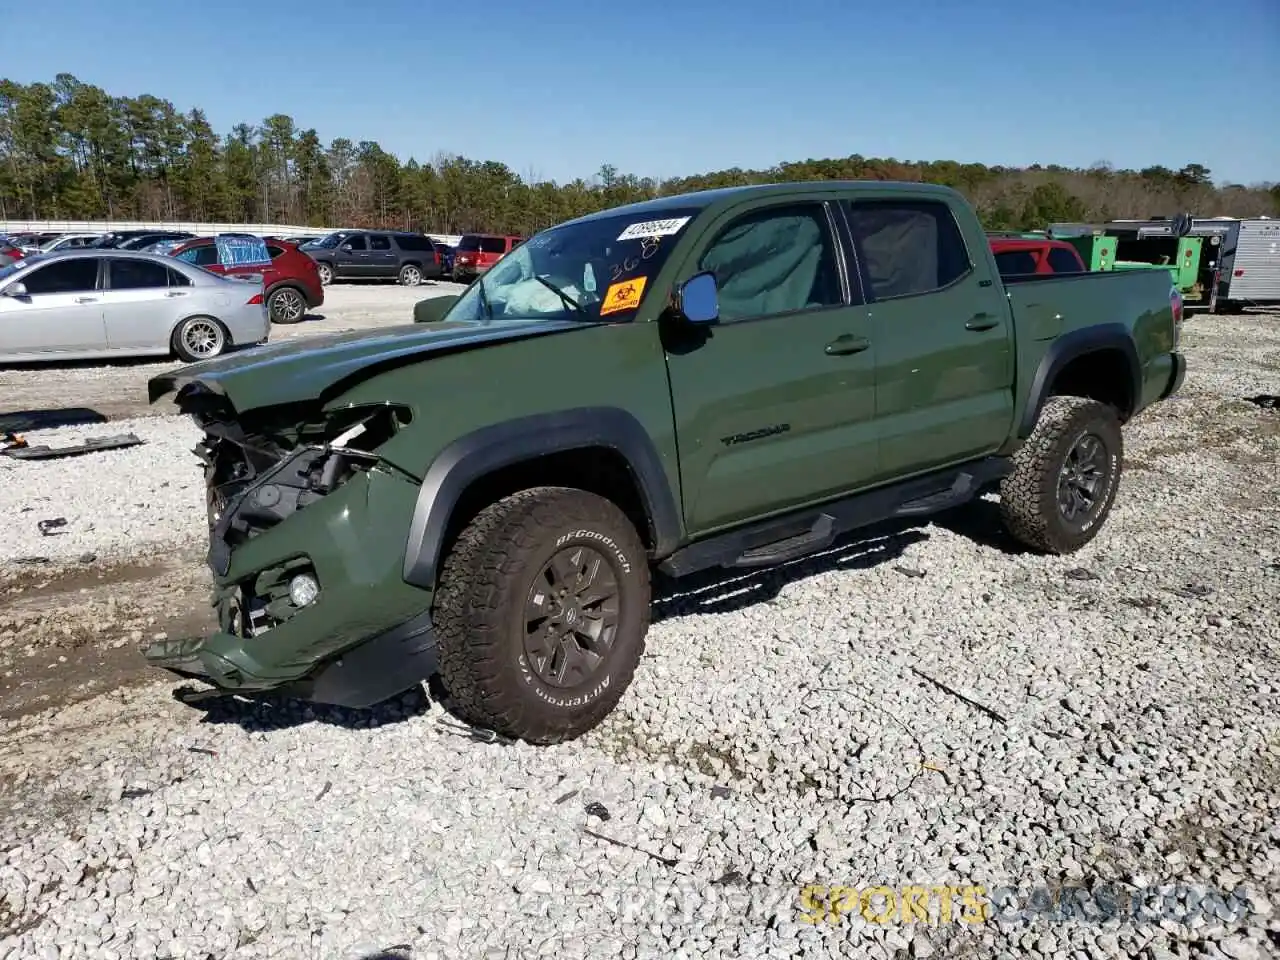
[{"left": 1, "top": 432, "right": 145, "bottom": 460}]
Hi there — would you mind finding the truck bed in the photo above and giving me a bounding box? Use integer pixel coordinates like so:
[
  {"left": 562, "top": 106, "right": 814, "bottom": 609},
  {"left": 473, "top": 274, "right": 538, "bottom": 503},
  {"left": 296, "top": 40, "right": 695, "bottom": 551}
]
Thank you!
[{"left": 1002, "top": 266, "right": 1180, "bottom": 422}]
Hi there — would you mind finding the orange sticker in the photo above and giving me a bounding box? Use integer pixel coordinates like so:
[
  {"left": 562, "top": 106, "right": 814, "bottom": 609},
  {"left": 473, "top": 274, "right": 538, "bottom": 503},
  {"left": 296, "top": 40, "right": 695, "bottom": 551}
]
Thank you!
[{"left": 599, "top": 276, "right": 648, "bottom": 316}]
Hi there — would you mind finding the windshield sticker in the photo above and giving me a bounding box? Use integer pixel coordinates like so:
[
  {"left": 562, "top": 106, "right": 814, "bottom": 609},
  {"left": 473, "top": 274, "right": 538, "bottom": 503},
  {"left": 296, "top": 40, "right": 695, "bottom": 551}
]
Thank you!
[
  {"left": 616, "top": 216, "right": 691, "bottom": 242},
  {"left": 599, "top": 276, "right": 648, "bottom": 316},
  {"left": 609, "top": 235, "right": 664, "bottom": 282}
]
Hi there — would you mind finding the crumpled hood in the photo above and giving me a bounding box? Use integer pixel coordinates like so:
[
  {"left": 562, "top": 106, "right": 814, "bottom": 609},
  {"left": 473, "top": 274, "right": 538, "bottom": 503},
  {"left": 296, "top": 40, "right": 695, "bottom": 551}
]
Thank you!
[{"left": 148, "top": 316, "right": 598, "bottom": 413}]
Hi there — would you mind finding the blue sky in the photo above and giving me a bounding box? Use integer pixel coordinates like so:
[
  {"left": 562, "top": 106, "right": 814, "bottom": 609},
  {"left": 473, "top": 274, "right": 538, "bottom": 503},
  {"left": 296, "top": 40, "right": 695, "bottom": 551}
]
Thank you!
[{"left": 3, "top": 0, "right": 1277, "bottom": 186}]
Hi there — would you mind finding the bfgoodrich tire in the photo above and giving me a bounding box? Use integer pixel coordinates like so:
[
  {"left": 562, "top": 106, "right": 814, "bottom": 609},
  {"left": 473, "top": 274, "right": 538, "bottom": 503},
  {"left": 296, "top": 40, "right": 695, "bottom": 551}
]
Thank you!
[
  {"left": 432, "top": 486, "right": 651, "bottom": 744},
  {"left": 999, "top": 396, "right": 1124, "bottom": 554}
]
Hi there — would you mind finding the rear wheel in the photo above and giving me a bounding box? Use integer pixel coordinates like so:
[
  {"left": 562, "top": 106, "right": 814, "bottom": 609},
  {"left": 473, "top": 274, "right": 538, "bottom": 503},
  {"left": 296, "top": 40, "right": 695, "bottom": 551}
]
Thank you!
[
  {"left": 1000, "top": 396, "right": 1124, "bottom": 554},
  {"left": 267, "top": 286, "right": 307, "bottom": 324},
  {"left": 398, "top": 263, "right": 423, "bottom": 286},
  {"left": 172, "top": 316, "right": 228, "bottom": 363},
  {"left": 316, "top": 262, "right": 334, "bottom": 286},
  {"left": 431, "top": 487, "right": 651, "bottom": 744}
]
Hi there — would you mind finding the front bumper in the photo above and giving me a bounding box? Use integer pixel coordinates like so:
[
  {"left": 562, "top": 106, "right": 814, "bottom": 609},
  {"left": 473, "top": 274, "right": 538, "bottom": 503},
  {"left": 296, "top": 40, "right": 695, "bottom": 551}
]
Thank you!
[{"left": 145, "top": 462, "right": 438, "bottom": 708}]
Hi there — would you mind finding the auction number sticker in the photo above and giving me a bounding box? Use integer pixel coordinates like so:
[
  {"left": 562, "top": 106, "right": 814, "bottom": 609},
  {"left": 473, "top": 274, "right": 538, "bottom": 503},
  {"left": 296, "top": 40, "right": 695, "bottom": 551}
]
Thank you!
[
  {"left": 616, "top": 216, "right": 691, "bottom": 241},
  {"left": 599, "top": 276, "right": 648, "bottom": 316}
]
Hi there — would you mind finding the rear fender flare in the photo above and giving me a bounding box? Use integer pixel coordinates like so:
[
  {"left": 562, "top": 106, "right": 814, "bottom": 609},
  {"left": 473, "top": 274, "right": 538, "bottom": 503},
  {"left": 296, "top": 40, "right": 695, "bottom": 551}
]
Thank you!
[
  {"left": 1019, "top": 323, "right": 1141, "bottom": 438},
  {"left": 401, "top": 407, "right": 682, "bottom": 589}
]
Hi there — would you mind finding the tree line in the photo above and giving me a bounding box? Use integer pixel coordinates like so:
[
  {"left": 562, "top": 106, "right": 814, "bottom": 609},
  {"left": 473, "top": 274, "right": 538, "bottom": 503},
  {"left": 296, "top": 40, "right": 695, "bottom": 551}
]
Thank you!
[{"left": 2, "top": 74, "right": 1277, "bottom": 236}]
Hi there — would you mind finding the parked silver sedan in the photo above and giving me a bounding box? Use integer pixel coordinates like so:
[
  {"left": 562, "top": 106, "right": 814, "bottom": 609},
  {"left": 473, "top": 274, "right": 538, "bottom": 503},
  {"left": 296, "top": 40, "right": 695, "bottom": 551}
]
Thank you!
[{"left": 0, "top": 249, "right": 270, "bottom": 364}]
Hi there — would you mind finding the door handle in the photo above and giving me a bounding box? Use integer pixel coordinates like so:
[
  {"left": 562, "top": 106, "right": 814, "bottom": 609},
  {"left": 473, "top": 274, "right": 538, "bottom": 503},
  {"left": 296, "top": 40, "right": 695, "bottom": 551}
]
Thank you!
[
  {"left": 75, "top": 296, "right": 97, "bottom": 303},
  {"left": 825, "top": 334, "right": 871, "bottom": 356},
  {"left": 965, "top": 313, "right": 1000, "bottom": 331}
]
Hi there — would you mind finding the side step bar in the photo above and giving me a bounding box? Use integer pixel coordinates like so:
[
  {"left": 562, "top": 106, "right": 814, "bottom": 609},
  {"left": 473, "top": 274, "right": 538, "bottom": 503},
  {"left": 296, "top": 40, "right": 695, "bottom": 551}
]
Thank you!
[{"left": 658, "top": 457, "right": 1011, "bottom": 578}]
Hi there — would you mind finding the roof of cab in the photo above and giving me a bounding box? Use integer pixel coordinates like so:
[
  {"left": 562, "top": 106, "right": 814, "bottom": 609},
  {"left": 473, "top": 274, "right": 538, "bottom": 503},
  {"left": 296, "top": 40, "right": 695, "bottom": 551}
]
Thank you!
[{"left": 557, "top": 180, "right": 965, "bottom": 230}]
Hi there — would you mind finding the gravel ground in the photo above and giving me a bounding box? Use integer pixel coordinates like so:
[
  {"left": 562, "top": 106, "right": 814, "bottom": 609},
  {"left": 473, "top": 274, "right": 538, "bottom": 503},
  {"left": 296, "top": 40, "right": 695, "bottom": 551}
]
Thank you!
[
  {"left": 0, "top": 417, "right": 205, "bottom": 566},
  {"left": 0, "top": 282, "right": 466, "bottom": 425},
  {"left": 0, "top": 310, "right": 1277, "bottom": 960}
]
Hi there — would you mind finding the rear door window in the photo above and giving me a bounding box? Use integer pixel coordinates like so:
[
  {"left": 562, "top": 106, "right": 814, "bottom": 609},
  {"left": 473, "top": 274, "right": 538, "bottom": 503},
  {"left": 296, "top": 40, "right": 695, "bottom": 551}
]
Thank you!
[
  {"left": 369, "top": 235, "right": 392, "bottom": 251},
  {"left": 395, "top": 235, "right": 434, "bottom": 252},
  {"left": 109, "top": 258, "right": 172, "bottom": 289},
  {"left": 479, "top": 236, "right": 507, "bottom": 254},
  {"left": 843, "top": 199, "right": 972, "bottom": 299}
]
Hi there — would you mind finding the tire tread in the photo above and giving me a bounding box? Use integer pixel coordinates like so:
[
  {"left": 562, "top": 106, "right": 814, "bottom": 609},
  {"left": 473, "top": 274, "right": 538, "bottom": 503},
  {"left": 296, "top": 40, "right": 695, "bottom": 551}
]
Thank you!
[
  {"left": 999, "top": 395, "right": 1123, "bottom": 554},
  {"left": 432, "top": 486, "right": 649, "bottom": 744}
]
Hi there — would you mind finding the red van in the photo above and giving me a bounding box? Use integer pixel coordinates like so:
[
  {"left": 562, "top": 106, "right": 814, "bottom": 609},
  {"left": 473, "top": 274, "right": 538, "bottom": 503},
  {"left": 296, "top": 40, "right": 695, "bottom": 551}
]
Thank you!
[{"left": 452, "top": 233, "right": 522, "bottom": 282}]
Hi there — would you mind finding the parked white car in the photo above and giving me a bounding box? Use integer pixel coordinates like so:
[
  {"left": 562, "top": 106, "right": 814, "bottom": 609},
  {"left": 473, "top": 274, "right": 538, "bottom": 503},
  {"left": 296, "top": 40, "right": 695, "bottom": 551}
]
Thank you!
[
  {"left": 39, "top": 233, "right": 104, "bottom": 252},
  {"left": 0, "top": 250, "right": 270, "bottom": 363}
]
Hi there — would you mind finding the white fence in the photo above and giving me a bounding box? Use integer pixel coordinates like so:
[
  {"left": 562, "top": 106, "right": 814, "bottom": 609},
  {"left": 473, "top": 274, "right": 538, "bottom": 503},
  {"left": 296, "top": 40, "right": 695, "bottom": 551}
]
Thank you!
[{"left": 1, "top": 219, "right": 463, "bottom": 246}]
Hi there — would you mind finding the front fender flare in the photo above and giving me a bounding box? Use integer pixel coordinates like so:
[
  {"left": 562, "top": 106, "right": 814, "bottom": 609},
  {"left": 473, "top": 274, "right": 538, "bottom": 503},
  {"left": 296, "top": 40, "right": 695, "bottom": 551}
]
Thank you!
[
  {"left": 1018, "top": 323, "right": 1141, "bottom": 438},
  {"left": 401, "top": 407, "right": 682, "bottom": 589}
]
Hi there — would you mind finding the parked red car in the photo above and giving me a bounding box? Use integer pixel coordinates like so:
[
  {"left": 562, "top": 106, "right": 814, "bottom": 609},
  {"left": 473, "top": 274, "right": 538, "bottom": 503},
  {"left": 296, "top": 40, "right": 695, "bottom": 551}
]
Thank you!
[
  {"left": 0, "top": 238, "right": 26, "bottom": 269},
  {"left": 451, "top": 233, "right": 523, "bottom": 281},
  {"left": 169, "top": 236, "right": 324, "bottom": 324},
  {"left": 988, "top": 237, "right": 1086, "bottom": 277}
]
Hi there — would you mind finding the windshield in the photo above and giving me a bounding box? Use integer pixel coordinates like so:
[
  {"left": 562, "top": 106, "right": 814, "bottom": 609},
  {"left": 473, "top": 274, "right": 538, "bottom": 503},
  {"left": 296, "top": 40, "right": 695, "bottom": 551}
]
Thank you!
[
  {"left": 447, "top": 208, "right": 701, "bottom": 324},
  {"left": 302, "top": 233, "right": 347, "bottom": 250}
]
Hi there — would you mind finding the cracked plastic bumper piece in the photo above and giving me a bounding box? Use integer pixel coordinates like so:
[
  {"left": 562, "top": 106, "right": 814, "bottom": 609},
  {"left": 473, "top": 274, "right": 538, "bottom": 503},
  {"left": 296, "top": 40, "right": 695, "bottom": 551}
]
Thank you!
[
  {"left": 149, "top": 465, "right": 440, "bottom": 708},
  {"left": 144, "top": 611, "right": 439, "bottom": 709}
]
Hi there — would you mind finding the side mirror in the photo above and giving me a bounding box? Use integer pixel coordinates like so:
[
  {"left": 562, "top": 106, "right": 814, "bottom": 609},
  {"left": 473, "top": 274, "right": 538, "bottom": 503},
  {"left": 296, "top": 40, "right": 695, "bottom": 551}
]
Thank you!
[
  {"left": 414, "top": 294, "right": 459, "bottom": 324},
  {"left": 674, "top": 271, "right": 719, "bottom": 324},
  {"left": 340, "top": 243, "right": 354, "bottom": 252},
  {"left": 3, "top": 282, "right": 29, "bottom": 299}
]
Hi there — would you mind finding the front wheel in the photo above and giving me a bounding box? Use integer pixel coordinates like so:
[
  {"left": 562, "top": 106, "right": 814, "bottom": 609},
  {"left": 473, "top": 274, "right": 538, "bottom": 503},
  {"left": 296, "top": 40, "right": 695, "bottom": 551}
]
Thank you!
[
  {"left": 172, "top": 316, "right": 228, "bottom": 363},
  {"left": 1000, "top": 396, "right": 1124, "bottom": 554},
  {"left": 431, "top": 487, "right": 651, "bottom": 744}
]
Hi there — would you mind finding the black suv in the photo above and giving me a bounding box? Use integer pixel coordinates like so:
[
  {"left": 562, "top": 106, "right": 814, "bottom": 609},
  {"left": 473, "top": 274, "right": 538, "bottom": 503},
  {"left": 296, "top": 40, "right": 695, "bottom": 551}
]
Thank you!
[{"left": 301, "top": 231, "right": 445, "bottom": 286}]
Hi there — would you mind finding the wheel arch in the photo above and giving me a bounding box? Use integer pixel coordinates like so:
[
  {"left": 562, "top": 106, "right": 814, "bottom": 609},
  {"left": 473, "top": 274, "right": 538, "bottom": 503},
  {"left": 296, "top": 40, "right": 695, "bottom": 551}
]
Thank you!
[
  {"left": 265, "top": 279, "right": 306, "bottom": 298},
  {"left": 1019, "top": 323, "right": 1141, "bottom": 439},
  {"left": 402, "top": 407, "right": 683, "bottom": 589}
]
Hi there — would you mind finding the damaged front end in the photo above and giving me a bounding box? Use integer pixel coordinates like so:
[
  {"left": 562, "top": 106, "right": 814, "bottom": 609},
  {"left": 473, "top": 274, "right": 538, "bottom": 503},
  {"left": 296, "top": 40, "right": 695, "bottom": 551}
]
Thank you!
[{"left": 146, "top": 388, "right": 439, "bottom": 708}]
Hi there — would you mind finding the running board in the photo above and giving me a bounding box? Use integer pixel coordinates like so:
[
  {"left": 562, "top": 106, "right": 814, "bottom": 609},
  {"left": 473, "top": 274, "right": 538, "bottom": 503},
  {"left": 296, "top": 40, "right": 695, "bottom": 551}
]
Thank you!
[
  {"left": 658, "top": 457, "right": 1011, "bottom": 578},
  {"left": 735, "top": 512, "right": 836, "bottom": 567},
  {"left": 894, "top": 471, "right": 981, "bottom": 516}
]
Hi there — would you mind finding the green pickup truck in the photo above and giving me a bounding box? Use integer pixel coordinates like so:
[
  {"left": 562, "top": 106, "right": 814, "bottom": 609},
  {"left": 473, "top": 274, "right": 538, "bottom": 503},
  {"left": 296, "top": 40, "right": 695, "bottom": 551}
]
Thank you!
[{"left": 145, "top": 180, "right": 1186, "bottom": 744}]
